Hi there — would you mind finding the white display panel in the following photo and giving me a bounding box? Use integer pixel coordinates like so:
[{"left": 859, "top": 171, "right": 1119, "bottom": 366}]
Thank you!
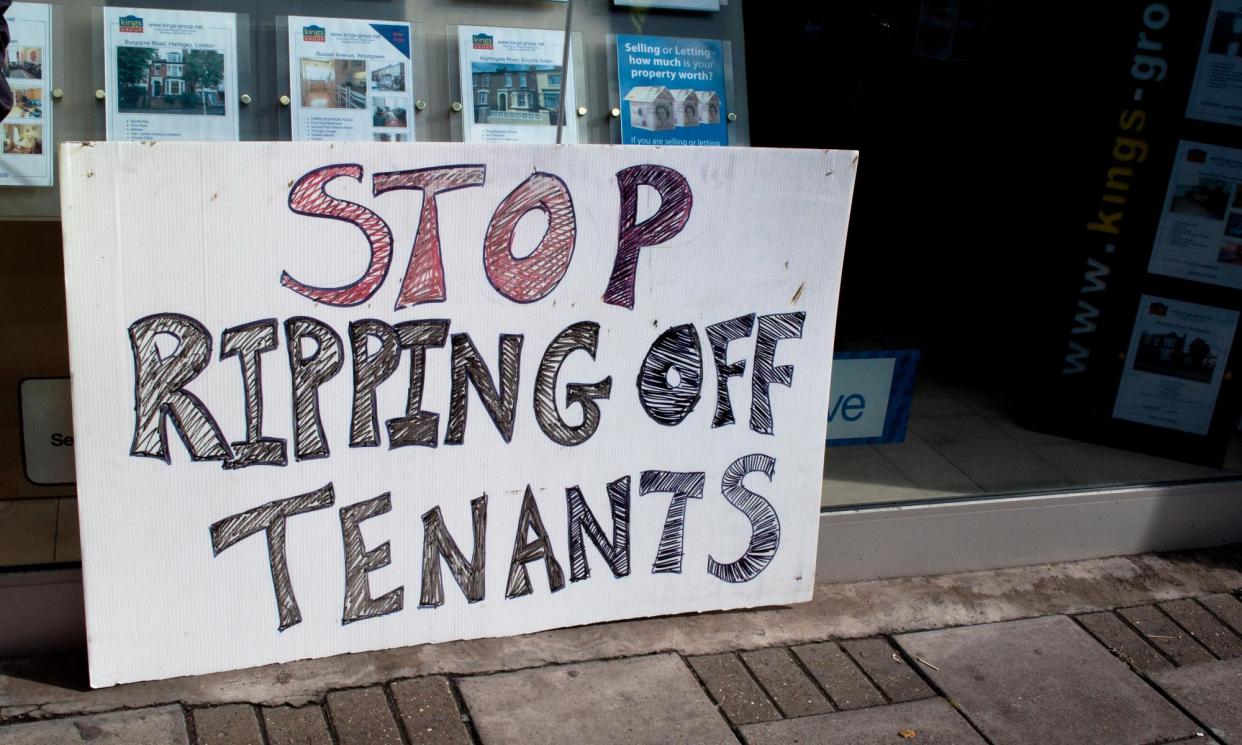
[
  {"left": 1186, "top": 0, "right": 1242, "bottom": 128},
  {"left": 102, "top": 7, "right": 240, "bottom": 142},
  {"left": 287, "top": 16, "right": 415, "bottom": 143},
  {"left": 457, "top": 25, "right": 577, "bottom": 144},
  {"left": 59, "top": 141, "right": 855, "bottom": 686},
  {"left": 1, "top": 2, "right": 54, "bottom": 187},
  {"left": 1147, "top": 141, "right": 1242, "bottom": 290},
  {"left": 1114, "top": 295, "right": 1238, "bottom": 435}
]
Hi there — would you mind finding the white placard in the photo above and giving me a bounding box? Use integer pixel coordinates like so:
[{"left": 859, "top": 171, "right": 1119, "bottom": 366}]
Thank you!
[
  {"left": 287, "top": 16, "right": 415, "bottom": 143},
  {"left": 103, "top": 7, "right": 239, "bottom": 142},
  {"left": 59, "top": 142, "right": 856, "bottom": 687},
  {"left": 1, "top": 2, "right": 53, "bottom": 187},
  {"left": 1114, "top": 295, "right": 1238, "bottom": 435},
  {"left": 1187, "top": 0, "right": 1242, "bottom": 128},
  {"left": 1147, "top": 141, "right": 1242, "bottom": 289},
  {"left": 20, "top": 378, "right": 75, "bottom": 485},
  {"left": 457, "top": 26, "right": 577, "bottom": 144}
]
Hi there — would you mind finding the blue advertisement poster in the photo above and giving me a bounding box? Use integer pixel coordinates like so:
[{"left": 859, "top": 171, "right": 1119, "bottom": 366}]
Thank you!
[{"left": 616, "top": 35, "right": 728, "bottom": 146}]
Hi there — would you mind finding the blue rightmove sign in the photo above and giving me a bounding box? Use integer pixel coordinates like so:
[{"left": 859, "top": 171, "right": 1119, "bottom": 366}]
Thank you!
[{"left": 826, "top": 350, "right": 919, "bottom": 446}]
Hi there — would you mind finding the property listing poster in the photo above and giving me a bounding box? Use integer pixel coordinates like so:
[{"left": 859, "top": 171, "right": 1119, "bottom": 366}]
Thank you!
[
  {"left": 1, "top": 2, "right": 53, "bottom": 187},
  {"left": 1148, "top": 141, "right": 1242, "bottom": 289},
  {"left": 1113, "top": 296, "right": 1239, "bottom": 435},
  {"left": 288, "top": 17, "right": 414, "bottom": 143},
  {"left": 103, "top": 7, "right": 239, "bottom": 142},
  {"left": 457, "top": 25, "right": 577, "bottom": 144},
  {"left": 1186, "top": 0, "right": 1242, "bottom": 127},
  {"left": 617, "top": 35, "right": 727, "bottom": 147}
]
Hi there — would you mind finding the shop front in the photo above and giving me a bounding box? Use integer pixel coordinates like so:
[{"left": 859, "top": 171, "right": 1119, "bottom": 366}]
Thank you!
[{"left": 1, "top": 0, "right": 1240, "bottom": 670}]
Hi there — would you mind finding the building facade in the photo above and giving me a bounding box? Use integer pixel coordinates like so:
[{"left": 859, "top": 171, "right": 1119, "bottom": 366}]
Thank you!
[
  {"left": 148, "top": 50, "right": 185, "bottom": 98},
  {"left": 472, "top": 67, "right": 563, "bottom": 125}
]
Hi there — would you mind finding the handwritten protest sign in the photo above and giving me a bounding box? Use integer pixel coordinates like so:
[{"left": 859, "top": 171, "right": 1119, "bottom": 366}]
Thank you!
[{"left": 59, "top": 142, "right": 856, "bottom": 686}]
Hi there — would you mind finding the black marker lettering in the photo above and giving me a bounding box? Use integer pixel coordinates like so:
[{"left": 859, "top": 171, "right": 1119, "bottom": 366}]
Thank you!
[
  {"left": 209, "top": 484, "right": 335, "bottom": 631},
  {"left": 286, "top": 317, "right": 344, "bottom": 460},
  {"left": 221, "top": 319, "right": 287, "bottom": 468},
  {"left": 534, "top": 322, "right": 612, "bottom": 446},
  {"left": 640, "top": 470, "right": 705, "bottom": 574},
  {"left": 637, "top": 324, "right": 702, "bottom": 426},
  {"left": 387, "top": 320, "right": 449, "bottom": 448},
  {"left": 567, "top": 476, "right": 630, "bottom": 582},
  {"left": 340, "top": 492, "right": 404, "bottom": 624},
  {"left": 708, "top": 454, "right": 780, "bottom": 583},
  {"left": 706, "top": 314, "right": 755, "bottom": 428},
  {"left": 420, "top": 495, "right": 487, "bottom": 607},
  {"left": 348, "top": 320, "right": 400, "bottom": 448},
  {"left": 129, "top": 313, "right": 230, "bottom": 463},
  {"left": 506, "top": 486, "right": 565, "bottom": 598},
  {"left": 446, "top": 333, "right": 522, "bottom": 444},
  {"left": 750, "top": 312, "right": 805, "bottom": 435}
]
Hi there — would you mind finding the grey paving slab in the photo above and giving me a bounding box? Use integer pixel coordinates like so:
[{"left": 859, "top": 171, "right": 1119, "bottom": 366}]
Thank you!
[
  {"left": 1028, "top": 441, "right": 1216, "bottom": 486},
  {"left": 1161, "top": 598, "right": 1242, "bottom": 659},
  {"left": 739, "top": 647, "right": 833, "bottom": 718},
  {"left": 191, "top": 704, "right": 262, "bottom": 745},
  {"left": 1118, "top": 605, "right": 1215, "bottom": 666},
  {"left": 458, "top": 653, "right": 736, "bottom": 745},
  {"left": 906, "top": 413, "right": 1071, "bottom": 492},
  {"left": 909, "top": 382, "right": 974, "bottom": 416},
  {"left": 1151, "top": 657, "right": 1242, "bottom": 744},
  {"left": 324, "top": 687, "right": 402, "bottom": 745},
  {"left": 822, "top": 448, "right": 926, "bottom": 507},
  {"left": 738, "top": 697, "right": 986, "bottom": 745},
  {"left": 896, "top": 615, "right": 1201, "bottom": 745},
  {"left": 840, "top": 638, "right": 933, "bottom": 703},
  {"left": 1076, "top": 611, "right": 1173, "bottom": 674},
  {"left": 0, "top": 704, "right": 188, "bottom": 744},
  {"left": 873, "top": 430, "right": 982, "bottom": 495},
  {"left": 389, "top": 676, "right": 473, "bottom": 745},
  {"left": 792, "top": 642, "right": 884, "bottom": 710},
  {"left": 688, "top": 653, "right": 780, "bottom": 726},
  {"left": 261, "top": 706, "right": 332, "bottom": 745},
  {"left": 1200, "top": 593, "right": 1242, "bottom": 636}
]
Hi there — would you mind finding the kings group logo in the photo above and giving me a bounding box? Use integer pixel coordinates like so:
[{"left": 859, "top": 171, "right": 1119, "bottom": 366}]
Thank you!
[
  {"left": 303, "top": 25, "right": 326, "bottom": 42},
  {"left": 119, "top": 15, "right": 143, "bottom": 33},
  {"left": 472, "top": 33, "right": 494, "bottom": 50}
]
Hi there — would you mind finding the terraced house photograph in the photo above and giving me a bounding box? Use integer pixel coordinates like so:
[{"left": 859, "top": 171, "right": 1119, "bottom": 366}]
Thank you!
[{"left": 471, "top": 62, "right": 564, "bottom": 127}]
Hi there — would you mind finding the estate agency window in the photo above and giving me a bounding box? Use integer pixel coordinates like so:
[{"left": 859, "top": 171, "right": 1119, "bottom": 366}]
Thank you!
[{"left": 0, "top": 0, "right": 1240, "bottom": 653}]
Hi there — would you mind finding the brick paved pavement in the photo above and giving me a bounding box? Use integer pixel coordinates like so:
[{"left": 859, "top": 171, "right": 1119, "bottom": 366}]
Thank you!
[{"left": 1, "top": 558, "right": 1240, "bottom": 744}]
